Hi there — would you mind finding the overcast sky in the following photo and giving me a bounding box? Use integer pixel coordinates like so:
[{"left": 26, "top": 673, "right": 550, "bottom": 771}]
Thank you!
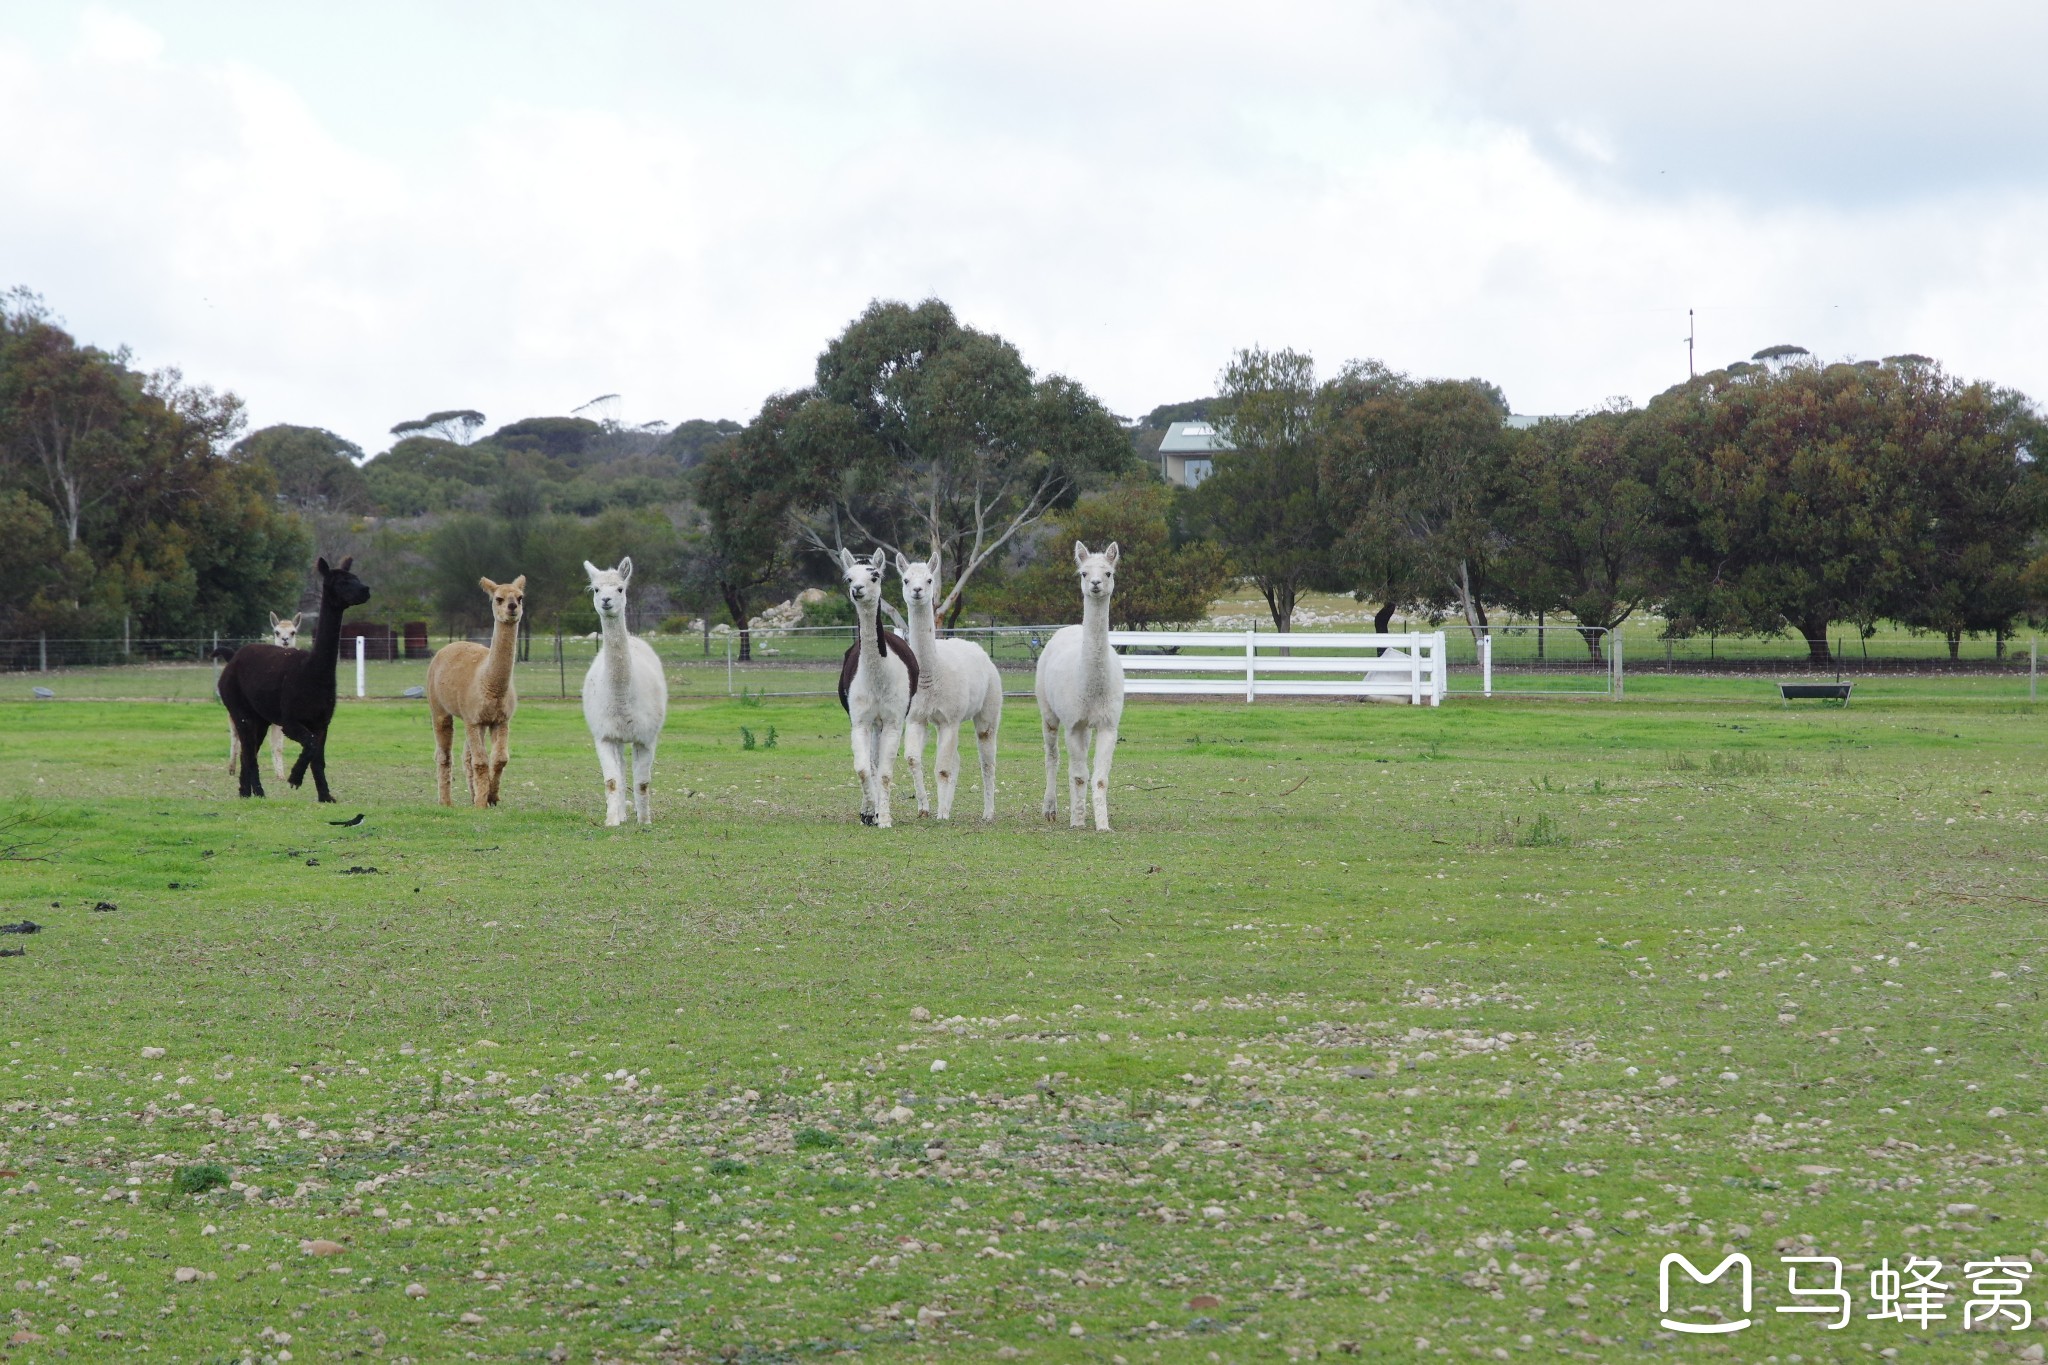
[{"left": 6, "top": 2, "right": 2046, "bottom": 454}]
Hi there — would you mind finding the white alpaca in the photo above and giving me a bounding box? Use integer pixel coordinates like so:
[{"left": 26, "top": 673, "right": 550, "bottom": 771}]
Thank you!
[
  {"left": 580, "top": 558, "right": 668, "bottom": 825},
  {"left": 226, "top": 611, "right": 301, "bottom": 779},
  {"left": 894, "top": 548, "right": 1003, "bottom": 821},
  {"left": 1035, "top": 541, "right": 1126, "bottom": 830},
  {"left": 835, "top": 548, "right": 919, "bottom": 827}
]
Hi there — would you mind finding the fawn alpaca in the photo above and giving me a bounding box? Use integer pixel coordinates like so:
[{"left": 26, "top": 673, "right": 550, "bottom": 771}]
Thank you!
[
  {"left": 226, "top": 611, "right": 301, "bottom": 779},
  {"left": 427, "top": 576, "right": 525, "bottom": 807},
  {"left": 581, "top": 558, "right": 668, "bottom": 825},
  {"left": 216, "top": 557, "right": 371, "bottom": 801},
  {"left": 1034, "top": 541, "right": 1125, "bottom": 830},
  {"left": 894, "top": 548, "right": 1003, "bottom": 821},
  {"left": 835, "top": 548, "right": 919, "bottom": 826}
]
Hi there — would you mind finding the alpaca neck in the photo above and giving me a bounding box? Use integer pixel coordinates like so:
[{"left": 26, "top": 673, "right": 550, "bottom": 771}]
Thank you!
[
  {"left": 853, "top": 595, "right": 884, "bottom": 674},
  {"left": 1080, "top": 591, "right": 1111, "bottom": 673},
  {"left": 907, "top": 593, "right": 938, "bottom": 662},
  {"left": 598, "top": 610, "right": 633, "bottom": 705},
  {"left": 306, "top": 589, "right": 346, "bottom": 686},
  {"left": 482, "top": 616, "right": 518, "bottom": 694}
]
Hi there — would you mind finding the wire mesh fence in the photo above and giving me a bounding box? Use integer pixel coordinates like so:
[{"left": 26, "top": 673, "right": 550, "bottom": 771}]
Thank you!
[{"left": 3, "top": 621, "right": 2040, "bottom": 704}]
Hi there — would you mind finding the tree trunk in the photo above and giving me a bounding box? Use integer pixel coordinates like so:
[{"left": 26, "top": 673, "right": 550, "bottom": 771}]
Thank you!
[
  {"left": 1373, "top": 601, "right": 1397, "bottom": 634},
  {"left": 1947, "top": 628, "right": 1961, "bottom": 661},
  {"left": 722, "top": 586, "right": 752, "bottom": 663},
  {"left": 1799, "top": 619, "right": 1832, "bottom": 666},
  {"left": 1579, "top": 627, "right": 1605, "bottom": 666}
]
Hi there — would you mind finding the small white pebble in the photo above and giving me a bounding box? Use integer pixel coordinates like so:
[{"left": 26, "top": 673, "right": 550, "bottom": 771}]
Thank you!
[{"left": 930, "top": 1059, "right": 947, "bottom": 1073}]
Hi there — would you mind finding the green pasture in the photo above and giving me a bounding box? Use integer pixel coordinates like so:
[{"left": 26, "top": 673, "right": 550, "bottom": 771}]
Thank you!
[{"left": 0, "top": 684, "right": 2043, "bottom": 1362}]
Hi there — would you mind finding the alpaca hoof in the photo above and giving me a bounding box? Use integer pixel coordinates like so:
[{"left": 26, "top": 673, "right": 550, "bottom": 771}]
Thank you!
[{"left": 860, "top": 811, "right": 877, "bottom": 826}]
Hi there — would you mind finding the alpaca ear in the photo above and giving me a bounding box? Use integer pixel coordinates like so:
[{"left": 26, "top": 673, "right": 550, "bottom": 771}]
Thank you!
[
  {"left": 1103, "top": 542, "right": 1120, "bottom": 567},
  {"left": 616, "top": 557, "right": 633, "bottom": 585},
  {"left": 837, "top": 547, "right": 856, "bottom": 571},
  {"left": 583, "top": 560, "right": 603, "bottom": 584},
  {"left": 479, "top": 577, "right": 498, "bottom": 594},
  {"left": 868, "top": 548, "right": 886, "bottom": 572},
  {"left": 317, "top": 557, "right": 331, "bottom": 575},
  {"left": 509, "top": 575, "right": 526, "bottom": 592},
  {"left": 929, "top": 545, "right": 941, "bottom": 578},
  {"left": 338, "top": 557, "right": 353, "bottom": 572},
  {"left": 269, "top": 611, "right": 281, "bottom": 628},
  {"left": 893, "top": 551, "right": 910, "bottom": 576},
  {"left": 1073, "top": 540, "right": 1090, "bottom": 568},
  {"left": 291, "top": 613, "right": 303, "bottom": 629}
]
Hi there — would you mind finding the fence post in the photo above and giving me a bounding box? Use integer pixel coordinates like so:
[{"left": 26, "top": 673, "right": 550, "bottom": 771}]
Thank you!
[
  {"left": 123, "top": 615, "right": 130, "bottom": 657},
  {"left": 556, "top": 626, "right": 565, "bottom": 699},
  {"left": 1244, "top": 629, "right": 1256, "bottom": 703},
  {"left": 2033, "top": 637, "right": 2039, "bottom": 701},
  {"left": 1481, "top": 633, "right": 1493, "bottom": 698},
  {"left": 1433, "top": 631, "right": 1446, "bottom": 706},
  {"left": 39, "top": 633, "right": 47, "bottom": 673},
  {"left": 355, "top": 634, "right": 366, "bottom": 699},
  {"left": 726, "top": 631, "right": 735, "bottom": 697},
  {"left": 1610, "top": 629, "right": 1624, "bottom": 698},
  {"left": 1410, "top": 631, "right": 1421, "bottom": 706}
]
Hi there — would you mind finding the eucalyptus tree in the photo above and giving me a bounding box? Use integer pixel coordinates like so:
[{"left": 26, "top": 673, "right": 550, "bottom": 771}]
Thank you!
[{"left": 782, "top": 299, "right": 1132, "bottom": 620}]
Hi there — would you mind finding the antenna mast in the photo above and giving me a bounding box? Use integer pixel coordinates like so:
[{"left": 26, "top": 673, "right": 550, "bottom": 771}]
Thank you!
[{"left": 1687, "top": 309, "right": 1695, "bottom": 379}]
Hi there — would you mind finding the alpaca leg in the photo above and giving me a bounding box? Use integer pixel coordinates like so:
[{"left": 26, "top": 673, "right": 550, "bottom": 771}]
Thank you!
[
  {"left": 234, "top": 714, "right": 268, "bottom": 798},
  {"left": 433, "top": 709, "right": 456, "bottom": 806},
  {"left": 269, "top": 726, "right": 288, "bottom": 780},
  {"left": 227, "top": 718, "right": 239, "bottom": 775},
  {"left": 874, "top": 717, "right": 903, "bottom": 828},
  {"left": 596, "top": 738, "right": 627, "bottom": 826},
  {"left": 466, "top": 723, "right": 493, "bottom": 808},
  {"left": 283, "top": 719, "right": 317, "bottom": 789},
  {"left": 902, "top": 718, "right": 929, "bottom": 817},
  {"left": 851, "top": 723, "right": 878, "bottom": 823},
  {"left": 631, "top": 740, "right": 654, "bottom": 824},
  {"left": 1040, "top": 710, "right": 1061, "bottom": 823},
  {"left": 934, "top": 724, "right": 962, "bottom": 821},
  {"left": 302, "top": 729, "right": 334, "bottom": 803},
  {"left": 1064, "top": 723, "right": 1091, "bottom": 828},
  {"left": 488, "top": 720, "right": 510, "bottom": 807},
  {"left": 975, "top": 694, "right": 1001, "bottom": 823},
  {"left": 1088, "top": 721, "right": 1118, "bottom": 832}
]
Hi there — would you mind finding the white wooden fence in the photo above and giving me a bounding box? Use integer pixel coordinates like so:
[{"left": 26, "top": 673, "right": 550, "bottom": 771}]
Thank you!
[{"left": 1108, "top": 630, "right": 1447, "bottom": 705}]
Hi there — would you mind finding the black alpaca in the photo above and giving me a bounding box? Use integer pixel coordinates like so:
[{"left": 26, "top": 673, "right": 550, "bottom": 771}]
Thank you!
[{"left": 217, "top": 557, "right": 371, "bottom": 801}]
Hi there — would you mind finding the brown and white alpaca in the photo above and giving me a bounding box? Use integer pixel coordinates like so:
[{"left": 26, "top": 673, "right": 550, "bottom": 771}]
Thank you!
[
  {"left": 226, "top": 612, "right": 302, "bottom": 779},
  {"left": 426, "top": 576, "right": 525, "bottom": 807}
]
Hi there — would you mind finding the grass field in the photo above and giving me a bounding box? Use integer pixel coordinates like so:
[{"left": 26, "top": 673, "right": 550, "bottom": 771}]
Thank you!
[{"left": 1, "top": 684, "right": 2044, "bottom": 1363}]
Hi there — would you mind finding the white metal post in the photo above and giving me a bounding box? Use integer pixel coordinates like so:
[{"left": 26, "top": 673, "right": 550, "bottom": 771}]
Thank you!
[
  {"left": 1245, "top": 629, "right": 1256, "bottom": 703},
  {"left": 1410, "top": 632, "right": 1422, "bottom": 706},
  {"left": 1610, "top": 629, "right": 1624, "bottom": 698},
  {"left": 726, "top": 631, "right": 734, "bottom": 696},
  {"left": 2033, "top": 638, "right": 2039, "bottom": 701},
  {"left": 1481, "top": 633, "right": 1492, "bottom": 698},
  {"left": 355, "top": 633, "right": 366, "bottom": 698}
]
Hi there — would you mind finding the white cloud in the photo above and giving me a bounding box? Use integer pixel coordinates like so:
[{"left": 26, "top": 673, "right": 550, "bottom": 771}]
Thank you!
[{"left": 1, "top": 2, "right": 2043, "bottom": 455}]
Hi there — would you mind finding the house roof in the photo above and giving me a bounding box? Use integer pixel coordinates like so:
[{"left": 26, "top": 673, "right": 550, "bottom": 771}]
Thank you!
[{"left": 1159, "top": 420, "right": 1235, "bottom": 454}]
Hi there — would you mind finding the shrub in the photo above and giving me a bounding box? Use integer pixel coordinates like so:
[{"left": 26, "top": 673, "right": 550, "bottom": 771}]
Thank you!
[{"left": 173, "top": 1163, "right": 231, "bottom": 1195}]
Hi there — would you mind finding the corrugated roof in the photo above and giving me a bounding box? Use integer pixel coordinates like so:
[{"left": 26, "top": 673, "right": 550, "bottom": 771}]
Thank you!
[{"left": 1159, "top": 420, "right": 1235, "bottom": 454}]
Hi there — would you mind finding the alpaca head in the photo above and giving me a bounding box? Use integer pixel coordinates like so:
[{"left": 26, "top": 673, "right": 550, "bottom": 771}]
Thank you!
[
  {"left": 1074, "top": 541, "right": 1119, "bottom": 602},
  {"left": 269, "top": 611, "right": 303, "bottom": 649},
  {"left": 584, "top": 558, "right": 633, "bottom": 620},
  {"left": 480, "top": 575, "right": 527, "bottom": 626},
  {"left": 838, "top": 547, "right": 887, "bottom": 608},
  {"left": 317, "top": 556, "right": 371, "bottom": 609},
  {"left": 892, "top": 548, "right": 940, "bottom": 611}
]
